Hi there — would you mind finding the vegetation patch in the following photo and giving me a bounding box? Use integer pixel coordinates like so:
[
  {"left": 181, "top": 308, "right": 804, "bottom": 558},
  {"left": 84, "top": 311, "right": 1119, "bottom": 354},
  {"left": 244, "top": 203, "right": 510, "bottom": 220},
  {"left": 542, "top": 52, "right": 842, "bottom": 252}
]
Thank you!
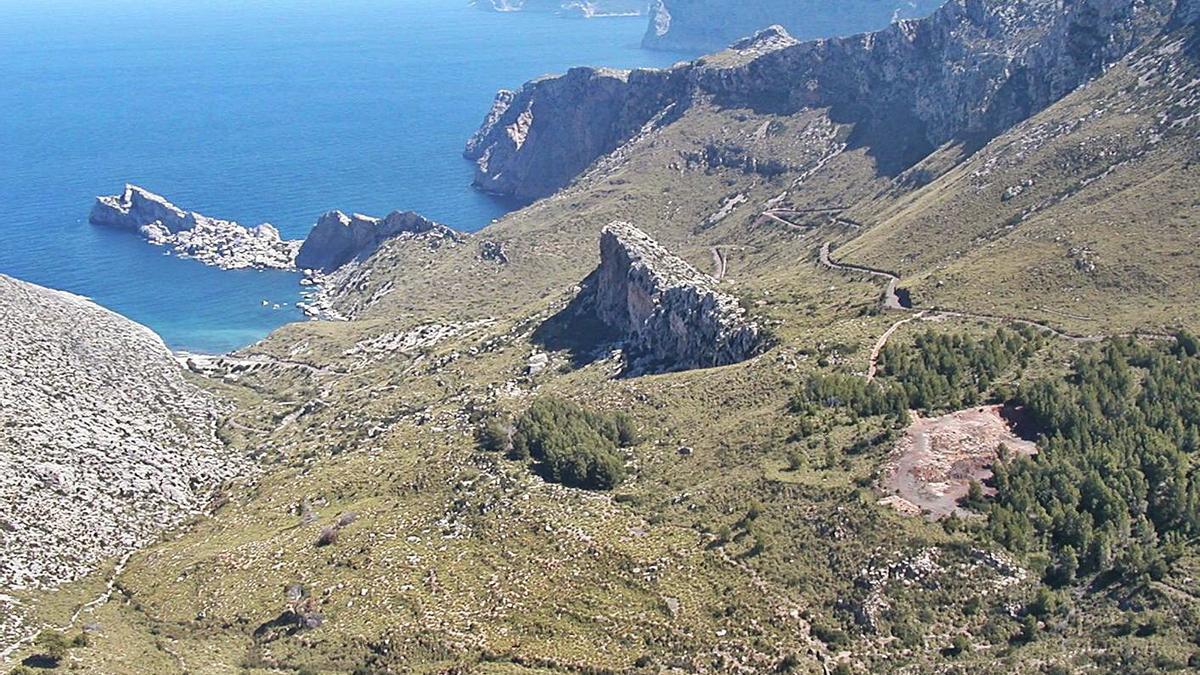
[
  {"left": 482, "top": 396, "right": 638, "bottom": 490},
  {"left": 990, "top": 335, "right": 1200, "bottom": 586}
]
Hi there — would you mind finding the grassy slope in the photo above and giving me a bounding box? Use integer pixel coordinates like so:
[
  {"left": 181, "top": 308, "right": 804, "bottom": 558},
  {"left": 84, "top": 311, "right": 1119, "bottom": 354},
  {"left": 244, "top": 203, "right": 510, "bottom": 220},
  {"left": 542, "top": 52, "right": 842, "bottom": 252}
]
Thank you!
[{"left": 839, "top": 30, "right": 1200, "bottom": 335}]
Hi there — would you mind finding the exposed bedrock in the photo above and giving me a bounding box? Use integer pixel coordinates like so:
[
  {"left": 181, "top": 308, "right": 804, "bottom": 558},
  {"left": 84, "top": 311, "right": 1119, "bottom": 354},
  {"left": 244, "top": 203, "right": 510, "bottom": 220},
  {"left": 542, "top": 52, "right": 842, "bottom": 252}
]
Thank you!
[
  {"left": 295, "top": 209, "right": 462, "bottom": 272},
  {"left": 90, "top": 185, "right": 461, "bottom": 276},
  {"left": 0, "top": 274, "right": 250, "bottom": 591},
  {"left": 464, "top": 66, "right": 690, "bottom": 202},
  {"left": 467, "top": 0, "right": 1184, "bottom": 199},
  {"left": 570, "top": 222, "right": 762, "bottom": 373},
  {"left": 89, "top": 184, "right": 299, "bottom": 270}
]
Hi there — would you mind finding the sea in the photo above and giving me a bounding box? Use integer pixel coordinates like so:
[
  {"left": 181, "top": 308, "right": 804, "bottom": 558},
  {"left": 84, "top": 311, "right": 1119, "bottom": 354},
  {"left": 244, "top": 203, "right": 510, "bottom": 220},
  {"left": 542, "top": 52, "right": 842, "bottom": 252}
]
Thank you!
[{"left": 0, "top": 0, "right": 689, "bottom": 353}]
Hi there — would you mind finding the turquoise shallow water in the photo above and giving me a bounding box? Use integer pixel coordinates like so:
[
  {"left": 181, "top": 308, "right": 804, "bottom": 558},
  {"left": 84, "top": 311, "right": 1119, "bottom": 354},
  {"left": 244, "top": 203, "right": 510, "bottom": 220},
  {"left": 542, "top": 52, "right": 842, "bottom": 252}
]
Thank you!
[{"left": 0, "top": 0, "right": 688, "bottom": 353}]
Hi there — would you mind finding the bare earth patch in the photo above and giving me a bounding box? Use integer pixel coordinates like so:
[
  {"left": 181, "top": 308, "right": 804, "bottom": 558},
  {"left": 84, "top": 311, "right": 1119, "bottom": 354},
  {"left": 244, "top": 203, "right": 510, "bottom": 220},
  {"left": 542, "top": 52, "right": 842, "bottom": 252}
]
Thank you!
[{"left": 880, "top": 405, "right": 1037, "bottom": 519}]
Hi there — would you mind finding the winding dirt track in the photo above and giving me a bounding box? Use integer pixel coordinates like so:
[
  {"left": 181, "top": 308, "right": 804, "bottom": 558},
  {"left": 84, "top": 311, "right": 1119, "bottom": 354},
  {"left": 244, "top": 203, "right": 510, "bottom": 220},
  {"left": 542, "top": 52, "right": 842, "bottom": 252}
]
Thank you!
[
  {"left": 759, "top": 207, "right": 862, "bottom": 233},
  {"left": 1, "top": 552, "right": 132, "bottom": 663},
  {"left": 867, "top": 313, "right": 925, "bottom": 381},
  {"left": 814, "top": 242, "right": 1172, "bottom": 368},
  {"left": 709, "top": 246, "right": 728, "bottom": 281}
]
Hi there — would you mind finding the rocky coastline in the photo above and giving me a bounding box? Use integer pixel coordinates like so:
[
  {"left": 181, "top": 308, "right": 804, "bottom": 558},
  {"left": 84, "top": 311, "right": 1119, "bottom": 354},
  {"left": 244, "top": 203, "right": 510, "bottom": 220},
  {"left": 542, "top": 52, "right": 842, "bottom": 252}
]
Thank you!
[
  {"left": 296, "top": 209, "right": 461, "bottom": 273},
  {"left": 90, "top": 185, "right": 300, "bottom": 271},
  {"left": 640, "top": 0, "right": 945, "bottom": 53},
  {"left": 90, "top": 186, "right": 465, "bottom": 321}
]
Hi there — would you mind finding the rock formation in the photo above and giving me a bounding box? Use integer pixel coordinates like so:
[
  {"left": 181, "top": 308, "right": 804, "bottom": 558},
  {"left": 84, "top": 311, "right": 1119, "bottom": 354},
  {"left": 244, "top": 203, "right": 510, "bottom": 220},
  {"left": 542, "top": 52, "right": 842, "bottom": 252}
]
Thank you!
[
  {"left": 577, "top": 222, "right": 761, "bottom": 373},
  {"left": 295, "top": 209, "right": 461, "bottom": 272},
  {"left": 0, "top": 274, "right": 250, "bottom": 591},
  {"left": 467, "top": 0, "right": 1184, "bottom": 200},
  {"left": 91, "top": 185, "right": 462, "bottom": 279},
  {"left": 464, "top": 66, "right": 689, "bottom": 201},
  {"left": 90, "top": 185, "right": 300, "bottom": 270},
  {"left": 641, "top": 0, "right": 946, "bottom": 52}
]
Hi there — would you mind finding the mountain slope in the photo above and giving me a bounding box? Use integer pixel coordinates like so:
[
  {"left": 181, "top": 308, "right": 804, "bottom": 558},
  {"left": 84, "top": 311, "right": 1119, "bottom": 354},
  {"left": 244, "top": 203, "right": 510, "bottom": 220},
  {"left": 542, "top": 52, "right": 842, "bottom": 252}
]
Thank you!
[
  {"left": 7, "top": 1, "right": 1200, "bottom": 673},
  {"left": 840, "top": 21, "right": 1200, "bottom": 332},
  {"left": 0, "top": 275, "right": 250, "bottom": 657}
]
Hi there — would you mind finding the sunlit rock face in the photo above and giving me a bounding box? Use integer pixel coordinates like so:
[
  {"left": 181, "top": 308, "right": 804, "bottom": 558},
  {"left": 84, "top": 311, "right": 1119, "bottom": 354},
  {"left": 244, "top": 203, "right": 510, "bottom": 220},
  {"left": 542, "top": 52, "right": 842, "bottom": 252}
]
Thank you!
[{"left": 585, "top": 221, "right": 761, "bottom": 373}]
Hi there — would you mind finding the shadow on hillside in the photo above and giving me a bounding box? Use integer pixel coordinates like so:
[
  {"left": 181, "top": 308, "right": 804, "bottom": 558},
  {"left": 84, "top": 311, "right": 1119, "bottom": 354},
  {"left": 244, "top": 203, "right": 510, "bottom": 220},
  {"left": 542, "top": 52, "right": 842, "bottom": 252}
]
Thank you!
[{"left": 531, "top": 289, "right": 623, "bottom": 369}]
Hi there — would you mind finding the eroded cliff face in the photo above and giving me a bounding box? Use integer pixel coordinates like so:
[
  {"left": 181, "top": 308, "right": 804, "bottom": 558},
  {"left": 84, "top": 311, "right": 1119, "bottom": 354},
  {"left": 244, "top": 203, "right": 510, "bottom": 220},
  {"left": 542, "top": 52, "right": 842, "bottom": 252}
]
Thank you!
[
  {"left": 464, "top": 66, "right": 690, "bottom": 201},
  {"left": 690, "top": 0, "right": 1178, "bottom": 156},
  {"left": 90, "top": 185, "right": 299, "bottom": 270},
  {"left": 295, "top": 210, "right": 462, "bottom": 272},
  {"left": 642, "top": 0, "right": 946, "bottom": 53},
  {"left": 467, "top": 0, "right": 1183, "bottom": 199},
  {"left": 580, "top": 222, "right": 761, "bottom": 373},
  {"left": 0, "top": 275, "right": 249, "bottom": 592}
]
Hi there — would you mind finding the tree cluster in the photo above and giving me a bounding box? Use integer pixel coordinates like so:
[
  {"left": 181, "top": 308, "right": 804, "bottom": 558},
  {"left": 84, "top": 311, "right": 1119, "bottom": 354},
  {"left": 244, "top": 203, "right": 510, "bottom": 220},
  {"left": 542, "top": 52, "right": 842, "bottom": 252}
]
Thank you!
[
  {"left": 508, "top": 396, "right": 637, "bottom": 490},
  {"left": 989, "top": 338, "right": 1200, "bottom": 583},
  {"left": 790, "top": 373, "right": 908, "bottom": 424},
  {"left": 877, "top": 327, "right": 1041, "bottom": 411}
]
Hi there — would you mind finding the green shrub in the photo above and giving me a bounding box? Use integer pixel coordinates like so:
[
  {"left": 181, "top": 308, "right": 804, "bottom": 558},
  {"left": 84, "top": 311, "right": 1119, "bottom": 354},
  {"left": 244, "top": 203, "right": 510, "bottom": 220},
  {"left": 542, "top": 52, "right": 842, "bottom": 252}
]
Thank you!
[{"left": 512, "top": 397, "right": 626, "bottom": 490}]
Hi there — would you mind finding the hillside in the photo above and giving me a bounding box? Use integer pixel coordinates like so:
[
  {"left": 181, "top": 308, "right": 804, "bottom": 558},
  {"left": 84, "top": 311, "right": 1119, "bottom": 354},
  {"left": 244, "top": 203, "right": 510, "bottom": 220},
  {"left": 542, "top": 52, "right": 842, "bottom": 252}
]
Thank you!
[
  {"left": 5, "top": 0, "right": 1200, "bottom": 673},
  {"left": 0, "top": 275, "right": 250, "bottom": 661}
]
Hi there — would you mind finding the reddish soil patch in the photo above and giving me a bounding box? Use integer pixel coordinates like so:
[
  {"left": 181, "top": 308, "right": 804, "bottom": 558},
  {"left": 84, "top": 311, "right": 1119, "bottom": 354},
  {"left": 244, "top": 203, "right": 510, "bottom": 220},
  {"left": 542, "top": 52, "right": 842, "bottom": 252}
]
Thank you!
[{"left": 880, "top": 405, "right": 1038, "bottom": 519}]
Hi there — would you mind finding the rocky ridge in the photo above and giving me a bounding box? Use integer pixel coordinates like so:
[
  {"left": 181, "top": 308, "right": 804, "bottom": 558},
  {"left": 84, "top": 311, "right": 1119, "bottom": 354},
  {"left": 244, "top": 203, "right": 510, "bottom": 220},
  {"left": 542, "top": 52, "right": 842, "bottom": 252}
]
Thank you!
[
  {"left": 0, "top": 274, "right": 250, "bottom": 591},
  {"left": 296, "top": 210, "right": 460, "bottom": 272},
  {"left": 90, "top": 185, "right": 299, "bottom": 270},
  {"left": 467, "top": 0, "right": 1185, "bottom": 200},
  {"left": 579, "top": 222, "right": 761, "bottom": 373},
  {"left": 641, "top": 0, "right": 946, "bottom": 53}
]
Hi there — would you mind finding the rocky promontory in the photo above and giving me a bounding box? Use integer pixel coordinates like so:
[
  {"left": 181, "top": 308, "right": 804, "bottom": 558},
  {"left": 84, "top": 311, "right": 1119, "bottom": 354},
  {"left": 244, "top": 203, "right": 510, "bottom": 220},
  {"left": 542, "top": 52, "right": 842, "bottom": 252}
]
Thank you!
[
  {"left": 90, "top": 185, "right": 300, "bottom": 270},
  {"left": 464, "top": 66, "right": 689, "bottom": 201},
  {"left": 578, "top": 222, "right": 761, "bottom": 373},
  {"left": 91, "top": 185, "right": 463, "bottom": 281},
  {"left": 641, "top": 0, "right": 945, "bottom": 53},
  {"left": 0, "top": 274, "right": 250, "bottom": 591},
  {"left": 295, "top": 209, "right": 461, "bottom": 272}
]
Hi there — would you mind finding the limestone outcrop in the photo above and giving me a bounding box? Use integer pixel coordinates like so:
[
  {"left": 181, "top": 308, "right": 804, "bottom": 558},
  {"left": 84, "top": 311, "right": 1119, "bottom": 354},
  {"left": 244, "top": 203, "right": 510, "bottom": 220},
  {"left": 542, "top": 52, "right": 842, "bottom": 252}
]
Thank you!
[
  {"left": 90, "top": 185, "right": 300, "bottom": 270},
  {"left": 467, "top": 0, "right": 1185, "bottom": 200},
  {"left": 641, "top": 0, "right": 945, "bottom": 53},
  {"left": 464, "top": 66, "right": 689, "bottom": 201},
  {"left": 91, "top": 185, "right": 462, "bottom": 279},
  {"left": 0, "top": 274, "right": 250, "bottom": 591},
  {"left": 579, "top": 222, "right": 761, "bottom": 373},
  {"left": 295, "top": 209, "right": 462, "bottom": 272}
]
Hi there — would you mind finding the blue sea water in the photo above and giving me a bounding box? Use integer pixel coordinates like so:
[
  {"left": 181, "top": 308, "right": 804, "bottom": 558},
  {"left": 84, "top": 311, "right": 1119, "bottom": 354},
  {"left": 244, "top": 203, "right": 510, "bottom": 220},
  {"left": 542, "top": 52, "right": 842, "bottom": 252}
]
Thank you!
[{"left": 0, "top": 0, "right": 688, "bottom": 353}]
